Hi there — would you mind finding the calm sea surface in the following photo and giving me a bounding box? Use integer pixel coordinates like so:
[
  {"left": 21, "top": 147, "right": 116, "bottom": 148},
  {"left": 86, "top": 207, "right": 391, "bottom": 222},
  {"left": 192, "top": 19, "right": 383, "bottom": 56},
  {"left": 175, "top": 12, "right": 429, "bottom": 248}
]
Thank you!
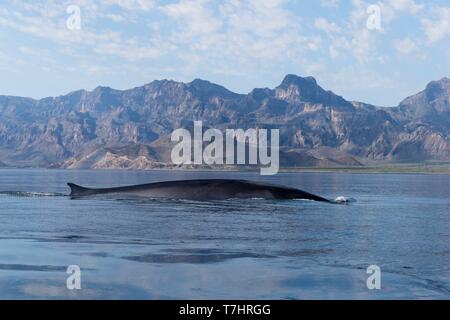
[{"left": 0, "top": 169, "right": 449, "bottom": 299}]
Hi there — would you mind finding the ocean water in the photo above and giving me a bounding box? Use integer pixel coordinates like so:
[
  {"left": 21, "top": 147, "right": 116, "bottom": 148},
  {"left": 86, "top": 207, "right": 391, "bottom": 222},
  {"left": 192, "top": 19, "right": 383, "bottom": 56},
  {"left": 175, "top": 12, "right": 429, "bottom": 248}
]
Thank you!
[{"left": 0, "top": 169, "right": 449, "bottom": 299}]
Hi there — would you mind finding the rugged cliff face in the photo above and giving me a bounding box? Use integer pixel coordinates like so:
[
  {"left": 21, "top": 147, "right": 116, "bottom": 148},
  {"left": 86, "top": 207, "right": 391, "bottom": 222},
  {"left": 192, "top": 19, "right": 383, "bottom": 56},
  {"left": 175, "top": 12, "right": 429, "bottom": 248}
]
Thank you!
[
  {"left": 385, "top": 77, "right": 450, "bottom": 161},
  {"left": 0, "top": 75, "right": 449, "bottom": 169}
]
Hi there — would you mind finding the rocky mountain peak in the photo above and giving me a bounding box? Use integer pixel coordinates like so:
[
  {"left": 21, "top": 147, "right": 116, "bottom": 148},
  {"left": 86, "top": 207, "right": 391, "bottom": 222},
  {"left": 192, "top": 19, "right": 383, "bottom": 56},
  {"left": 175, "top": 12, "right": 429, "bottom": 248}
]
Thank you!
[
  {"left": 140, "top": 78, "right": 241, "bottom": 102},
  {"left": 275, "top": 74, "right": 353, "bottom": 110},
  {"left": 424, "top": 77, "right": 450, "bottom": 101},
  {"left": 399, "top": 77, "right": 450, "bottom": 116},
  {"left": 279, "top": 74, "right": 318, "bottom": 88},
  {"left": 144, "top": 79, "right": 180, "bottom": 90},
  {"left": 279, "top": 74, "right": 317, "bottom": 88},
  {"left": 187, "top": 78, "right": 241, "bottom": 100}
]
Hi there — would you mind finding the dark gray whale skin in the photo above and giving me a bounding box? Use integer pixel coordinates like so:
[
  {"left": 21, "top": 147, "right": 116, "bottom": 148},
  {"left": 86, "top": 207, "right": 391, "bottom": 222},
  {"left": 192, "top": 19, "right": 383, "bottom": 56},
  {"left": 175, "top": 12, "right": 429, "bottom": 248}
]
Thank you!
[{"left": 68, "top": 179, "right": 330, "bottom": 202}]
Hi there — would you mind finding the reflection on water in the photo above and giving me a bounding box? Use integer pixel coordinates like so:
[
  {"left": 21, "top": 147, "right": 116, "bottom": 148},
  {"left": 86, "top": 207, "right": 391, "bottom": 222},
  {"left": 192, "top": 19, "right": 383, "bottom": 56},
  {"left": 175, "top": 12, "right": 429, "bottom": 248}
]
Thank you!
[
  {"left": 122, "top": 249, "right": 273, "bottom": 264},
  {"left": 0, "top": 169, "right": 450, "bottom": 299}
]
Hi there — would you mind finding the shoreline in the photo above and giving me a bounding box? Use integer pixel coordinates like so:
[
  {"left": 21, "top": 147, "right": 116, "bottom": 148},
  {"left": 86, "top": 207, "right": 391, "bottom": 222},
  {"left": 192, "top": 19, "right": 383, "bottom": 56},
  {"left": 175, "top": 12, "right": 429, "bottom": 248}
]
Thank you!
[{"left": 2, "top": 164, "right": 450, "bottom": 174}]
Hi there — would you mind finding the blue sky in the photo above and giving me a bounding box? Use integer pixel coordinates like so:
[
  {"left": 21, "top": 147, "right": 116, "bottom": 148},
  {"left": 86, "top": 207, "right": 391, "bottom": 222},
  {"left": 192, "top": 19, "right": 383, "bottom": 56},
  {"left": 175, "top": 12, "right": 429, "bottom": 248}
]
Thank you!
[{"left": 0, "top": 0, "right": 449, "bottom": 106}]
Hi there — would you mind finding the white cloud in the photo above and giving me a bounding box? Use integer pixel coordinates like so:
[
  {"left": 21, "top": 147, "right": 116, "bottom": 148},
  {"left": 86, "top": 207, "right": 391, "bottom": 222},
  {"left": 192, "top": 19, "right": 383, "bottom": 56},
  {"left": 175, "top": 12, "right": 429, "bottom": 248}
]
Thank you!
[
  {"left": 307, "top": 36, "right": 322, "bottom": 51},
  {"left": 94, "top": 41, "right": 164, "bottom": 60},
  {"left": 315, "top": 18, "right": 341, "bottom": 33},
  {"left": 394, "top": 37, "right": 418, "bottom": 54},
  {"left": 158, "top": 0, "right": 314, "bottom": 73},
  {"left": 421, "top": 7, "right": 450, "bottom": 43},
  {"left": 386, "top": 0, "right": 424, "bottom": 15},
  {"left": 102, "top": 0, "right": 155, "bottom": 11},
  {"left": 161, "top": 0, "right": 221, "bottom": 36},
  {"left": 329, "top": 45, "right": 339, "bottom": 59},
  {"left": 0, "top": 3, "right": 172, "bottom": 63},
  {"left": 105, "top": 13, "right": 126, "bottom": 22},
  {"left": 0, "top": 11, "right": 119, "bottom": 45},
  {"left": 349, "top": 0, "right": 422, "bottom": 32},
  {"left": 350, "top": 29, "right": 377, "bottom": 63},
  {"left": 328, "top": 1, "right": 382, "bottom": 63},
  {"left": 220, "top": 0, "right": 293, "bottom": 38}
]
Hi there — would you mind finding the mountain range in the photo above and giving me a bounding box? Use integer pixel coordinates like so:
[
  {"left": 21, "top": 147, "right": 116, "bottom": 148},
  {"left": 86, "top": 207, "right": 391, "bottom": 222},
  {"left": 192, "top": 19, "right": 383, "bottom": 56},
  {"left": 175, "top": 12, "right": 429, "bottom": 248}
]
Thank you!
[{"left": 0, "top": 74, "right": 449, "bottom": 169}]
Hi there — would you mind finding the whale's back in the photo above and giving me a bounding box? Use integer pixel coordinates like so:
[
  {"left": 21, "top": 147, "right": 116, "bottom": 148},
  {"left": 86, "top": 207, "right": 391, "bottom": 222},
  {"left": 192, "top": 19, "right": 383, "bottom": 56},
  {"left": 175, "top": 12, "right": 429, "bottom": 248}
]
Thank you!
[{"left": 67, "top": 179, "right": 330, "bottom": 202}]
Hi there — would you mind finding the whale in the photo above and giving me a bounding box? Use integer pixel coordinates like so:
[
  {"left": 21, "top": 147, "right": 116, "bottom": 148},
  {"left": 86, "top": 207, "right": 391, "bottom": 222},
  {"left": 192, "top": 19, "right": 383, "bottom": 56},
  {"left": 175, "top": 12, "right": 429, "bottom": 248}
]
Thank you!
[{"left": 67, "top": 179, "right": 331, "bottom": 202}]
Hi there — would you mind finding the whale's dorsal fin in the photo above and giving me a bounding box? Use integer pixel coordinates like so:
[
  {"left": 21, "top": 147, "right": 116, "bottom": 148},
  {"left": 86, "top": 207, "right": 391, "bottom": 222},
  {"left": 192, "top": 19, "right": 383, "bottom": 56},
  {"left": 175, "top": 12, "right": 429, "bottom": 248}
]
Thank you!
[{"left": 67, "top": 183, "right": 91, "bottom": 197}]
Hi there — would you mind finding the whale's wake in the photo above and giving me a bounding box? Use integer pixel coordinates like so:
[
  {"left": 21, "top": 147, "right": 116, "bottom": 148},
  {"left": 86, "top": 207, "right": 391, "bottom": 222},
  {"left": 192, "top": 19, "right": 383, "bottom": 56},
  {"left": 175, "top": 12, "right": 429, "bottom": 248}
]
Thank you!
[
  {"left": 332, "top": 196, "right": 357, "bottom": 204},
  {"left": 0, "top": 191, "right": 66, "bottom": 198}
]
